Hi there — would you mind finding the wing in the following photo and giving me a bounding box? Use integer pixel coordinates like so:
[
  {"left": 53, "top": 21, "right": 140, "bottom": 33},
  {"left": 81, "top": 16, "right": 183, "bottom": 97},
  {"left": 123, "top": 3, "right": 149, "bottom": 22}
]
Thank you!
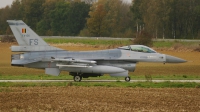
[{"left": 51, "top": 58, "right": 96, "bottom": 68}]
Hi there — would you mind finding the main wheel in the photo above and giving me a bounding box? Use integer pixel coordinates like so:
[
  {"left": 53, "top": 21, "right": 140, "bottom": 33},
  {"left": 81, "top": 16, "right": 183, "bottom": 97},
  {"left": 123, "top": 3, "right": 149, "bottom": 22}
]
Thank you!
[
  {"left": 125, "top": 76, "right": 131, "bottom": 82},
  {"left": 74, "top": 75, "right": 82, "bottom": 82}
]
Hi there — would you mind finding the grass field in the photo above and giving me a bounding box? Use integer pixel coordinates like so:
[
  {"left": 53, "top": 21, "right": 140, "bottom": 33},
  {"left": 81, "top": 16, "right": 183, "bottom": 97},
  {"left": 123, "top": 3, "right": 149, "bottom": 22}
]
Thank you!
[
  {"left": 0, "top": 81, "right": 199, "bottom": 88},
  {"left": 0, "top": 40, "right": 200, "bottom": 111},
  {"left": 0, "top": 41, "right": 200, "bottom": 80}
]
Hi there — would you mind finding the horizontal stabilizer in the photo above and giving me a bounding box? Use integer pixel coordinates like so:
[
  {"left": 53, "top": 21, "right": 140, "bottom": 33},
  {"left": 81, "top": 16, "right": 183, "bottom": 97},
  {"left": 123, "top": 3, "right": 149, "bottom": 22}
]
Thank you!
[{"left": 11, "top": 46, "right": 62, "bottom": 52}]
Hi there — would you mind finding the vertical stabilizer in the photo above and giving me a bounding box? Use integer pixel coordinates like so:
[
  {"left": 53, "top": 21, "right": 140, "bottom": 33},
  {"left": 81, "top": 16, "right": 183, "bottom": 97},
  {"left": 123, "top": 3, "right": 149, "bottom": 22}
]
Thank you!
[
  {"left": 7, "top": 20, "right": 48, "bottom": 46},
  {"left": 7, "top": 20, "right": 62, "bottom": 52}
]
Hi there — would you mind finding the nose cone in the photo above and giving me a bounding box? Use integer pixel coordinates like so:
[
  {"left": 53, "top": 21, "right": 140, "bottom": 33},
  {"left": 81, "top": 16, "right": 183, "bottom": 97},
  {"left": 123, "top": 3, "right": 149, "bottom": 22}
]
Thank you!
[{"left": 165, "top": 55, "right": 187, "bottom": 63}]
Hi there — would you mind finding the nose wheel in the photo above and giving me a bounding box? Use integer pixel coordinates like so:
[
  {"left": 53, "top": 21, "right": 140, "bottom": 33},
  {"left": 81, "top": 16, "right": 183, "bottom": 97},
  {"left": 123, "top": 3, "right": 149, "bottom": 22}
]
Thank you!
[
  {"left": 74, "top": 75, "right": 82, "bottom": 82},
  {"left": 125, "top": 76, "right": 131, "bottom": 82}
]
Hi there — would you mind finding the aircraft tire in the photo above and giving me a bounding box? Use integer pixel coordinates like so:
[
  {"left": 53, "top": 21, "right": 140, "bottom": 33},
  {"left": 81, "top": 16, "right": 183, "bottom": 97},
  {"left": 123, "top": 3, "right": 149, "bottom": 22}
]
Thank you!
[
  {"left": 125, "top": 76, "right": 131, "bottom": 82},
  {"left": 74, "top": 75, "right": 82, "bottom": 82}
]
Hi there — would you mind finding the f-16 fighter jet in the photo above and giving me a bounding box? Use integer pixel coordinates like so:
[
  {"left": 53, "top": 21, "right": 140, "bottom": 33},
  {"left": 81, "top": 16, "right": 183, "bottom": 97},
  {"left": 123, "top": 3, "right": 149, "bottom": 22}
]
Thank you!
[{"left": 8, "top": 20, "right": 186, "bottom": 82}]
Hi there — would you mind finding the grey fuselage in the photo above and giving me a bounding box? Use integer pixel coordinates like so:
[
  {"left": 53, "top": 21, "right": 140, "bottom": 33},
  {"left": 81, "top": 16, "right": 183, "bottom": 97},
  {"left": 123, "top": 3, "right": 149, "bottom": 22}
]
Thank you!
[{"left": 12, "top": 48, "right": 165, "bottom": 73}]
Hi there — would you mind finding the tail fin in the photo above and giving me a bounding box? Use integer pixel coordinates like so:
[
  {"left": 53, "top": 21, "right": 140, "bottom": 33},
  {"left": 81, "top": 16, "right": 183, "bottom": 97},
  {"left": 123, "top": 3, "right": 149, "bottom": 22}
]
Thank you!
[
  {"left": 7, "top": 20, "right": 48, "bottom": 46},
  {"left": 7, "top": 20, "right": 62, "bottom": 52}
]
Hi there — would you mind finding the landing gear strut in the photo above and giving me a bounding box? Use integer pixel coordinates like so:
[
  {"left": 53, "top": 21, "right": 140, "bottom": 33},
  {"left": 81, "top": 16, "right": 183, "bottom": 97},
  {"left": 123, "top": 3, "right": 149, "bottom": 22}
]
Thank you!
[
  {"left": 125, "top": 76, "right": 131, "bottom": 82},
  {"left": 73, "top": 75, "right": 82, "bottom": 82}
]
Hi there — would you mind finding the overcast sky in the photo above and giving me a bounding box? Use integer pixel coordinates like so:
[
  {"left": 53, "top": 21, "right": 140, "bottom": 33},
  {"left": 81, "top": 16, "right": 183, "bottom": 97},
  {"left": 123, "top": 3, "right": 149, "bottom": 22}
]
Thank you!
[
  {"left": 0, "top": 0, "right": 14, "bottom": 8},
  {"left": 0, "top": 0, "right": 132, "bottom": 8}
]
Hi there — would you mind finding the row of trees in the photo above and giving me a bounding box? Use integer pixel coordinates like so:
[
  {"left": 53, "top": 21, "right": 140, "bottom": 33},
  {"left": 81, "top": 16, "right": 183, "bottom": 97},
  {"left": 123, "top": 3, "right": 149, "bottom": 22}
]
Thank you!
[
  {"left": 132, "top": 0, "right": 200, "bottom": 39},
  {"left": 0, "top": 0, "right": 200, "bottom": 39},
  {"left": 82, "top": 0, "right": 133, "bottom": 37},
  {"left": 0, "top": 0, "right": 91, "bottom": 36},
  {"left": 0, "top": 0, "right": 134, "bottom": 37}
]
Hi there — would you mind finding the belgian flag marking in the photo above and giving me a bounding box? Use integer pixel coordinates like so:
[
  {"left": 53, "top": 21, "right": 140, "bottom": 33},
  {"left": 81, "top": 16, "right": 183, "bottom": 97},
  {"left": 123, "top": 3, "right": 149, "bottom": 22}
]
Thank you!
[{"left": 22, "top": 28, "right": 26, "bottom": 33}]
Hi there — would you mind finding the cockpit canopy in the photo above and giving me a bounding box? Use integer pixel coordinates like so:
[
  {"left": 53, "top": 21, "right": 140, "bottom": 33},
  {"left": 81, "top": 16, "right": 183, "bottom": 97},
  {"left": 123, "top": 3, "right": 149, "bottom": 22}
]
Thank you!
[{"left": 118, "top": 45, "right": 157, "bottom": 53}]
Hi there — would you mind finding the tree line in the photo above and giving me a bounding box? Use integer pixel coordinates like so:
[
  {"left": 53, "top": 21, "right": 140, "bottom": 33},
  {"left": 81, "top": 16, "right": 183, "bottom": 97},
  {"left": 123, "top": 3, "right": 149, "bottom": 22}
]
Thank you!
[
  {"left": 132, "top": 0, "right": 200, "bottom": 39},
  {"left": 0, "top": 0, "right": 200, "bottom": 39}
]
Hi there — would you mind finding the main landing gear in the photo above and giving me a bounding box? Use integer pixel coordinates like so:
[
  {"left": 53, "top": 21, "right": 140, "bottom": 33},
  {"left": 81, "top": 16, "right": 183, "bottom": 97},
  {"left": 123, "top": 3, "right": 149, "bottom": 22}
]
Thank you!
[
  {"left": 72, "top": 72, "right": 131, "bottom": 82},
  {"left": 125, "top": 76, "right": 131, "bottom": 82},
  {"left": 73, "top": 75, "right": 82, "bottom": 82}
]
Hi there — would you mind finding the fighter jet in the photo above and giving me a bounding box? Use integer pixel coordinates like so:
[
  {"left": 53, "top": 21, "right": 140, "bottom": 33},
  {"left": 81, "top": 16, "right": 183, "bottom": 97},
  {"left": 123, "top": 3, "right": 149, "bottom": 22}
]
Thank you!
[{"left": 7, "top": 20, "right": 187, "bottom": 82}]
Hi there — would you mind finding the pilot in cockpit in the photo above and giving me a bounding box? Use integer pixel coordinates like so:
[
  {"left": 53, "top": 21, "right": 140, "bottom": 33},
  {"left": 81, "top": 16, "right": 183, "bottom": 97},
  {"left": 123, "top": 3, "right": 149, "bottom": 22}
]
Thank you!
[{"left": 118, "top": 45, "right": 156, "bottom": 53}]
